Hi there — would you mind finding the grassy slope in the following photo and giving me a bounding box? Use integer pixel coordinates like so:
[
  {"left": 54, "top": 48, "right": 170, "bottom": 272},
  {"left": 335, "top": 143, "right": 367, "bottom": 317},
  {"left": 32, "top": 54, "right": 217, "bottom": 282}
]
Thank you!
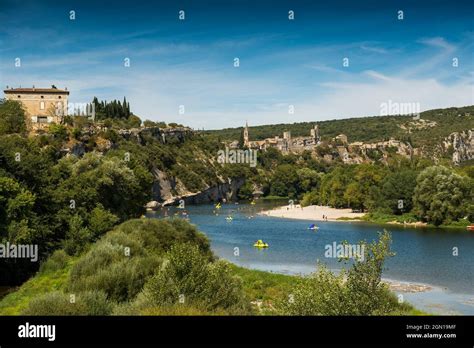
[
  {"left": 229, "top": 264, "right": 295, "bottom": 301},
  {"left": 0, "top": 256, "right": 426, "bottom": 316},
  {"left": 0, "top": 258, "right": 293, "bottom": 315},
  {"left": 0, "top": 257, "right": 77, "bottom": 315}
]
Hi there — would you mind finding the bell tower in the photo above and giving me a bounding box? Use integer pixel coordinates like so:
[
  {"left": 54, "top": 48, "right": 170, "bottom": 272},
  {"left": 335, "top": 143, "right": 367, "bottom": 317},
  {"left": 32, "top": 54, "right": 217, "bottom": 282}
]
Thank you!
[{"left": 244, "top": 121, "right": 249, "bottom": 146}]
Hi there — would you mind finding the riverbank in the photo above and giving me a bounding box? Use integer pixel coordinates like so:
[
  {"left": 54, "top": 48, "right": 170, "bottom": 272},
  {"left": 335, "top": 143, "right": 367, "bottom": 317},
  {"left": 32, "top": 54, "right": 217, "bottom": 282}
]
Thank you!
[
  {"left": 259, "top": 204, "right": 366, "bottom": 222},
  {"left": 259, "top": 204, "right": 470, "bottom": 229}
]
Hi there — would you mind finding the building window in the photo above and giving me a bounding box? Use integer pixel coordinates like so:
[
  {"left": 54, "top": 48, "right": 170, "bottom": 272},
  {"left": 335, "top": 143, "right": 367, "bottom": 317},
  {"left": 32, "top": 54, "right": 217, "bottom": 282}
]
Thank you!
[
  {"left": 38, "top": 116, "right": 48, "bottom": 123},
  {"left": 17, "top": 95, "right": 21, "bottom": 98},
  {"left": 40, "top": 101, "right": 45, "bottom": 110},
  {"left": 41, "top": 96, "right": 44, "bottom": 99},
  {"left": 58, "top": 96, "right": 61, "bottom": 99}
]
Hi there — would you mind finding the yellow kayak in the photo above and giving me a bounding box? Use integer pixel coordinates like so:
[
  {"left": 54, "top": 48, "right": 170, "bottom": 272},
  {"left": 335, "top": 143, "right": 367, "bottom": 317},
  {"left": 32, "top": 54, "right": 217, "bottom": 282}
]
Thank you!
[{"left": 253, "top": 240, "right": 269, "bottom": 248}]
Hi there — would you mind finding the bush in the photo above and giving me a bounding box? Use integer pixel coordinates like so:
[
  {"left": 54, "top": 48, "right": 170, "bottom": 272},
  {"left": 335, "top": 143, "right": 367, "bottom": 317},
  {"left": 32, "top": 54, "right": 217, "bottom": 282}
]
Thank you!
[
  {"left": 39, "top": 250, "right": 69, "bottom": 273},
  {"left": 48, "top": 124, "right": 68, "bottom": 141},
  {"left": 63, "top": 214, "right": 91, "bottom": 256},
  {"left": 22, "top": 290, "right": 114, "bottom": 315},
  {"left": 141, "top": 243, "right": 249, "bottom": 313},
  {"left": 88, "top": 204, "right": 119, "bottom": 240},
  {"left": 68, "top": 237, "right": 162, "bottom": 302},
  {"left": 277, "top": 231, "right": 401, "bottom": 315},
  {"left": 68, "top": 219, "right": 212, "bottom": 303},
  {"left": 277, "top": 266, "right": 348, "bottom": 315}
]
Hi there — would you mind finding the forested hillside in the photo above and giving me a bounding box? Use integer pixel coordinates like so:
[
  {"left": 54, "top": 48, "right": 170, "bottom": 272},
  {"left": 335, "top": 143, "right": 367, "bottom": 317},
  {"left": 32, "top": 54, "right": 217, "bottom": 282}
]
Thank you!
[{"left": 207, "top": 105, "right": 474, "bottom": 148}]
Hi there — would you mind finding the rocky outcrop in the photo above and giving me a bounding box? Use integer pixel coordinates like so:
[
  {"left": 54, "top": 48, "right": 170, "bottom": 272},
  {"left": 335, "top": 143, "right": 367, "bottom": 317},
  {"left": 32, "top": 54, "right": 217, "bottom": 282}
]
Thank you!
[
  {"left": 443, "top": 130, "right": 474, "bottom": 165},
  {"left": 150, "top": 168, "right": 244, "bottom": 207},
  {"left": 181, "top": 177, "right": 245, "bottom": 205},
  {"left": 119, "top": 126, "right": 193, "bottom": 144}
]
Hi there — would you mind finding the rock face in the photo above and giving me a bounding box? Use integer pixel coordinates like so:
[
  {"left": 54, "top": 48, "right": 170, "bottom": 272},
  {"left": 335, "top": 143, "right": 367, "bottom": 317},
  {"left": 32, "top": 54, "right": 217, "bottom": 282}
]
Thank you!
[
  {"left": 151, "top": 168, "right": 244, "bottom": 206},
  {"left": 182, "top": 177, "right": 245, "bottom": 205},
  {"left": 444, "top": 130, "right": 474, "bottom": 165},
  {"left": 118, "top": 126, "right": 193, "bottom": 144}
]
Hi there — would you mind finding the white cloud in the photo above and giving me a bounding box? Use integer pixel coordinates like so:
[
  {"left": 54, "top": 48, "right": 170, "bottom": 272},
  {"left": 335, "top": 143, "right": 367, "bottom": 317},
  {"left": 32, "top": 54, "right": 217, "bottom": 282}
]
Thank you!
[{"left": 2, "top": 35, "right": 472, "bottom": 130}]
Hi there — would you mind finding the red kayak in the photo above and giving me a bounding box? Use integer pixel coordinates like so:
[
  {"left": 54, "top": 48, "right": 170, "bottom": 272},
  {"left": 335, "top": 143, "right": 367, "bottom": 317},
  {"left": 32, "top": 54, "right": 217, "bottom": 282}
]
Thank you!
[{"left": 467, "top": 225, "right": 474, "bottom": 231}]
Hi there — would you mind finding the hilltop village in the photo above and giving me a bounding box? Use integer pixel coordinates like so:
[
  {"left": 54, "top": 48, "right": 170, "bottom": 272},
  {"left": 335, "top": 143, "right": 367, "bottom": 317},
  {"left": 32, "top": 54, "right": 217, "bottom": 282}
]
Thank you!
[{"left": 230, "top": 121, "right": 473, "bottom": 166}]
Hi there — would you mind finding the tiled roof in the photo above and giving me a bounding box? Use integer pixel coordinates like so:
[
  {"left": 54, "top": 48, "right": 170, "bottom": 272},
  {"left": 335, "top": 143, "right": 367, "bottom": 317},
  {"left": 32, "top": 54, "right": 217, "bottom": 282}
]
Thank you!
[{"left": 4, "top": 88, "right": 69, "bottom": 94}]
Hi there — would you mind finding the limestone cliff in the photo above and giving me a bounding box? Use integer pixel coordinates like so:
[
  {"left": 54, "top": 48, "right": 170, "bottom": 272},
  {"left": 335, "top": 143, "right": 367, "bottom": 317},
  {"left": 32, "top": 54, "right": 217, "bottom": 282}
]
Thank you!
[
  {"left": 443, "top": 130, "right": 474, "bottom": 165},
  {"left": 151, "top": 168, "right": 244, "bottom": 206}
]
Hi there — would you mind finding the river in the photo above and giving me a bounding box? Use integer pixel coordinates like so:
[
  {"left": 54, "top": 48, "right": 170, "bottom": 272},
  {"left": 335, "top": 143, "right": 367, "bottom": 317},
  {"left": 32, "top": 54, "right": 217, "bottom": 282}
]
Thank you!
[{"left": 148, "top": 202, "right": 474, "bottom": 315}]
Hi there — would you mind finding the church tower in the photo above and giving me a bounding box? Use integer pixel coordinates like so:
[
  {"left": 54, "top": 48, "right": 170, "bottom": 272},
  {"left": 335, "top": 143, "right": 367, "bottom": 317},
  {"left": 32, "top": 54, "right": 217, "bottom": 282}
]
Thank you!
[{"left": 244, "top": 121, "right": 249, "bottom": 146}]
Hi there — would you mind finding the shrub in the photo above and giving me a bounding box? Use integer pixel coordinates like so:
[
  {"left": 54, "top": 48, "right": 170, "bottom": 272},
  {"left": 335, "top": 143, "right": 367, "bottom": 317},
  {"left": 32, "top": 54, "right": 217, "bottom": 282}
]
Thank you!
[
  {"left": 39, "top": 250, "right": 69, "bottom": 273},
  {"left": 70, "top": 253, "right": 162, "bottom": 302},
  {"left": 277, "top": 231, "right": 400, "bottom": 315},
  {"left": 141, "top": 243, "right": 249, "bottom": 313},
  {"left": 68, "top": 219, "right": 211, "bottom": 303},
  {"left": 22, "top": 290, "right": 114, "bottom": 315},
  {"left": 63, "top": 214, "right": 91, "bottom": 256},
  {"left": 88, "top": 204, "right": 119, "bottom": 240},
  {"left": 277, "top": 265, "right": 348, "bottom": 315}
]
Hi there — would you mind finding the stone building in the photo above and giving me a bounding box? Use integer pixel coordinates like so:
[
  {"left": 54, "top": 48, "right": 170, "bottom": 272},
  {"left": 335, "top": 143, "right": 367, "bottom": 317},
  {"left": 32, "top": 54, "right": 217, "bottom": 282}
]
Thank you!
[
  {"left": 4, "top": 86, "right": 69, "bottom": 129},
  {"left": 243, "top": 122, "right": 320, "bottom": 153}
]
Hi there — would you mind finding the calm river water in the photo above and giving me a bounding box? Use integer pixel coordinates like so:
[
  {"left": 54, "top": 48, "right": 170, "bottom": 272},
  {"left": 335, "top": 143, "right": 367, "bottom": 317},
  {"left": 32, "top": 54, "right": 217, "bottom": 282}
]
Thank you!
[{"left": 148, "top": 202, "right": 474, "bottom": 315}]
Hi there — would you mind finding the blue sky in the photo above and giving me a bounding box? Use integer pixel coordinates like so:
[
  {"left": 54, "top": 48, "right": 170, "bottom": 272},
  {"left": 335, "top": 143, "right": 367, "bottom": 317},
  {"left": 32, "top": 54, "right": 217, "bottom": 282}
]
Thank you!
[{"left": 0, "top": 0, "right": 473, "bottom": 129}]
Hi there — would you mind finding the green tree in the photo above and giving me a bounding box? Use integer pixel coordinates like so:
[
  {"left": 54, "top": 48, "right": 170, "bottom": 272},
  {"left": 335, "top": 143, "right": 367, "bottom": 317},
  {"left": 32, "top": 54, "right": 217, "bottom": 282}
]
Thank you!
[
  {"left": 320, "top": 166, "right": 353, "bottom": 208},
  {"left": 0, "top": 99, "right": 27, "bottom": 135},
  {"left": 270, "top": 164, "right": 299, "bottom": 198},
  {"left": 63, "top": 214, "right": 90, "bottom": 255},
  {"left": 380, "top": 169, "right": 418, "bottom": 214},
  {"left": 296, "top": 168, "right": 321, "bottom": 193},
  {"left": 0, "top": 176, "right": 36, "bottom": 241},
  {"left": 413, "top": 166, "right": 472, "bottom": 225},
  {"left": 88, "top": 204, "right": 119, "bottom": 240},
  {"left": 300, "top": 190, "right": 319, "bottom": 207},
  {"left": 341, "top": 164, "right": 388, "bottom": 211},
  {"left": 237, "top": 181, "right": 254, "bottom": 200}
]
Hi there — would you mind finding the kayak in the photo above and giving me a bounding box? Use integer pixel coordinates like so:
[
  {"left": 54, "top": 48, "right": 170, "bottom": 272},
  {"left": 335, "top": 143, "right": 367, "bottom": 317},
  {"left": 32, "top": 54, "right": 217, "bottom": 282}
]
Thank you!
[
  {"left": 254, "top": 243, "right": 269, "bottom": 248},
  {"left": 253, "top": 239, "right": 269, "bottom": 248},
  {"left": 308, "top": 223, "right": 319, "bottom": 230}
]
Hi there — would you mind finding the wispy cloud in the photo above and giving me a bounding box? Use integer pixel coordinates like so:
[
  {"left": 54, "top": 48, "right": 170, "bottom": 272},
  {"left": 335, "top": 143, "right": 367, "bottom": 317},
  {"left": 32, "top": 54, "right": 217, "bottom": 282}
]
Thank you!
[{"left": 1, "top": 1, "right": 472, "bottom": 129}]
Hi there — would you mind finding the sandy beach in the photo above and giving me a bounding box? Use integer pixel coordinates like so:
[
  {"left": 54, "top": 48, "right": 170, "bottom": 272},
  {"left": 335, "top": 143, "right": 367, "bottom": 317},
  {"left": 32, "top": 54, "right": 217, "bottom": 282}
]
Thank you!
[{"left": 259, "top": 204, "right": 366, "bottom": 222}]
